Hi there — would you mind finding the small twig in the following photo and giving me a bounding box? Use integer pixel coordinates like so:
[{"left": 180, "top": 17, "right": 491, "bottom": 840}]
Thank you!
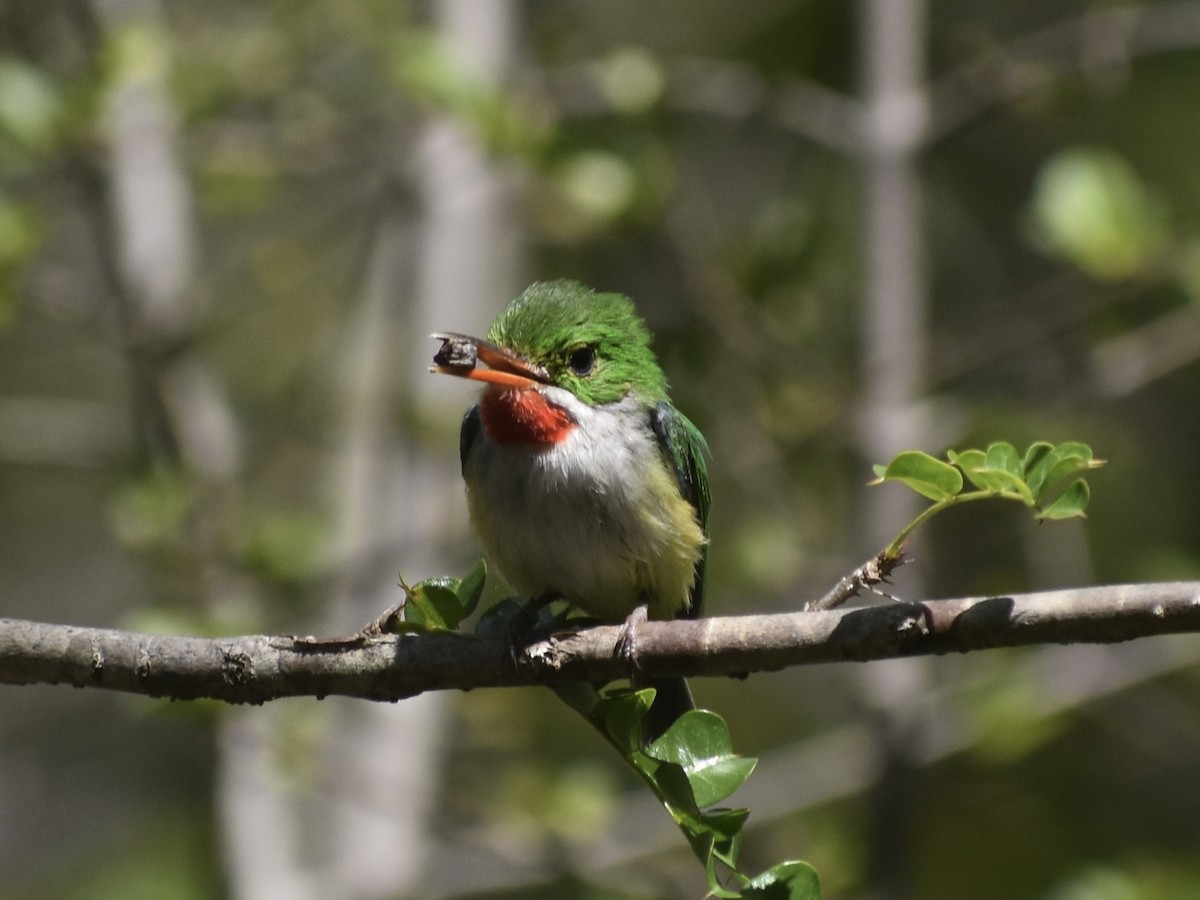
[{"left": 805, "top": 550, "right": 910, "bottom": 611}]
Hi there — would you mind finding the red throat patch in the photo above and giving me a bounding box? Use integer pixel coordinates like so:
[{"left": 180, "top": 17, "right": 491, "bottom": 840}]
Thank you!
[{"left": 480, "top": 387, "right": 576, "bottom": 447}]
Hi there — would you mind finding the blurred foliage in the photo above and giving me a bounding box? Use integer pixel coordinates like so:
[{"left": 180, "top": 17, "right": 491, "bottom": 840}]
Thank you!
[
  {"left": 1029, "top": 146, "right": 1169, "bottom": 281},
  {"left": 109, "top": 468, "right": 195, "bottom": 551},
  {"left": 27, "top": 809, "right": 220, "bottom": 900},
  {"left": 0, "top": 56, "right": 64, "bottom": 152},
  {"left": 393, "top": 30, "right": 548, "bottom": 156},
  {"left": 0, "top": 194, "right": 41, "bottom": 327},
  {"left": 4, "top": 1, "right": 1200, "bottom": 898}
]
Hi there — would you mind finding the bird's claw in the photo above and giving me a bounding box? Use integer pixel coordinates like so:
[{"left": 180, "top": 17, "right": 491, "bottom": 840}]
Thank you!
[
  {"left": 499, "top": 593, "right": 558, "bottom": 670},
  {"left": 614, "top": 603, "right": 650, "bottom": 680},
  {"left": 500, "top": 605, "right": 536, "bottom": 668}
]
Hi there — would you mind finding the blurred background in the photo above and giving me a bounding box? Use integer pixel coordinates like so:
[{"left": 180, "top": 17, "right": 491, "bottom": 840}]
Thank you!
[{"left": 4, "top": 0, "right": 1200, "bottom": 897}]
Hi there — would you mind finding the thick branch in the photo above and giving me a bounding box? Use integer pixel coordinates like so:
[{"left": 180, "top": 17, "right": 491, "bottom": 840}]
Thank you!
[{"left": 3, "top": 582, "right": 1199, "bottom": 703}]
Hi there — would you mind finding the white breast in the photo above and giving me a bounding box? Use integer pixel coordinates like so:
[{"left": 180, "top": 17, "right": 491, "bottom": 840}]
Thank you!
[{"left": 462, "top": 390, "right": 704, "bottom": 622}]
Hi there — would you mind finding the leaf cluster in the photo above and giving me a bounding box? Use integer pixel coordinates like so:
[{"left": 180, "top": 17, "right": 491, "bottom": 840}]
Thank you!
[
  {"left": 383, "top": 560, "right": 487, "bottom": 633},
  {"left": 592, "top": 689, "right": 819, "bottom": 899},
  {"left": 871, "top": 441, "right": 1104, "bottom": 558}
]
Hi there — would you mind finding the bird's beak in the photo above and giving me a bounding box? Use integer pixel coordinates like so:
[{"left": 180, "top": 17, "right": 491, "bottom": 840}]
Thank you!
[{"left": 430, "top": 333, "right": 548, "bottom": 389}]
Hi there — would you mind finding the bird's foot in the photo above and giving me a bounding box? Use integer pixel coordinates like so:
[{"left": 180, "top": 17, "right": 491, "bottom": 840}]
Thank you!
[
  {"left": 614, "top": 603, "right": 650, "bottom": 680},
  {"left": 500, "top": 593, "right": 559, "bottom": 669},
  {"left": 502, "top": 603, "right": 537, "bottom": 668}
]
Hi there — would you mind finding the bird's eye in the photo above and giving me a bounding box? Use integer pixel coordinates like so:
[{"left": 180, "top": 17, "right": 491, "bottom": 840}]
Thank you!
[{"left": 568, "top": 346, "right": 596, "bottom": 376}]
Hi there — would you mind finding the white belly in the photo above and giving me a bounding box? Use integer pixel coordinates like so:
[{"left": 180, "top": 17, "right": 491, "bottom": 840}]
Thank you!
[{"left": 462, "top": 399, "right": 704, "bottom": 622}]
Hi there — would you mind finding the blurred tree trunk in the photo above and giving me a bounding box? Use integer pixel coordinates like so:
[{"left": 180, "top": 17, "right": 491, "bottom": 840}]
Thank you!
[
  {"left": 93, "top": 0, "right": 524, "bottom": 896},
  {"left": 856, "top": 2, "right": 931, "bottom": 898},
  {"left": 90, "top": 2, "right": 278, "bottom": 898},
  {"left": 88, "top": 3, "right": 268, "bottom": 898},
  {"left": 221, "top": 2, "right": 526, "bottom": 898}
]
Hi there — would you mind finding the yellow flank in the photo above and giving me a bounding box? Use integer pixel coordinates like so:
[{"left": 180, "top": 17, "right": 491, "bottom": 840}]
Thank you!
[{"left": 630, "top": 456, "right": 706, "bottom": 621}]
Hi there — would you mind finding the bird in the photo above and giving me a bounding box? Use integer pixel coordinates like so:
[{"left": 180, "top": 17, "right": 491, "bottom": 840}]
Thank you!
[{"left": 430, "top": 279, "right": 711, "bottom": 739}]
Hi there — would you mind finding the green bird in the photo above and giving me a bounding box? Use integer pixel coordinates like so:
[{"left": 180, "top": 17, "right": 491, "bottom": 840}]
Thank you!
[{"left": 431, "top": 279, "right": 711, "bottom": 737}]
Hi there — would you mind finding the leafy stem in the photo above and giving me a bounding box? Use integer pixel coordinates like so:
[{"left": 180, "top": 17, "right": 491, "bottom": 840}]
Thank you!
[
  {"left": 873, "top": 440, "right": 1105, "bottom": 560},
  {"left": 884, "top": 489, "right": 1023, "bottom": 558},
  {"left": 577, "top": 686, "right": 819, "bottom": 899}
]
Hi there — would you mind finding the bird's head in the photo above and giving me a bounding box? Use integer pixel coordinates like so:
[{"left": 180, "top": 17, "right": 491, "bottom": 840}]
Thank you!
[{"left": 432, "top": 280, "right": 669, "bottom": 407}]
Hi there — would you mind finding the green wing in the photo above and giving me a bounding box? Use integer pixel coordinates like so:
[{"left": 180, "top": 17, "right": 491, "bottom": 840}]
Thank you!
[
  {"left": 459, "top": 405, "right": 482, "bottom": 474},
  {"left": 650, "top": 401, "right": 711, "bottom": 619}
]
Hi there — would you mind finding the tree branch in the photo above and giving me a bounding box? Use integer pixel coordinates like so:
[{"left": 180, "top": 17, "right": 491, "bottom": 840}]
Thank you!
[
  {"left": 3, "top": 582, "right": 1200, "bottom": 704},
  {"left": 928, "top": 1, "right": 1200, "bottom": 141}
]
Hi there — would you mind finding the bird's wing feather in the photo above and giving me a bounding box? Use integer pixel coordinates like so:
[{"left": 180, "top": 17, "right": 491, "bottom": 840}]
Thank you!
[
  {"left": 459, "top": 405, "right": 482, "bottom": 475},
  {"left": 650, "top": 401, "right": 711, "bottom": 619}
]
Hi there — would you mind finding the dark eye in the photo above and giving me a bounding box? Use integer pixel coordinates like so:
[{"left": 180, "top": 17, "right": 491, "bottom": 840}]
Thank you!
[{"left": 568, "top": 346, "right": 596, "bottom": 376}]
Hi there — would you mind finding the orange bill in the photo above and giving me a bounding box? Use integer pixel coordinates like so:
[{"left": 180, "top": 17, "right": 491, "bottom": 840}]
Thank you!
[{"left": 430, "top": 333, "right": 547, "bottom": 388}]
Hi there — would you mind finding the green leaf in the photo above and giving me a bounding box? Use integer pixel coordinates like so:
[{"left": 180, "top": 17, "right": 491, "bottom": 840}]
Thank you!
[
  {"left": 593, "top": 688, "right": 657, "bottom": 754},
  {"left": 705, "top": 825, "right": 749, "bottom": 898},
  {"left": 704, "top": 807, "right": 749, "bottom": 867},
  {"left": 646, "top": 710, "right": 758, "bottom": 808},
  {"left": 690, "top": 806, "right": 750, "bottom": 877},
  {"left": 962, "top": 442, "right": 1035, "bottom": 501},
  {"left": 980, "top": 470, "right": 1033, "bottom": 501},
  {"left": 652, "top": 759, "right": 702, "bottom": 817},
  {"left": 457, "top": 559, "right": 487, "bottom": 617},
  {"left": 401, "top": 578, "right": 464, "bottom": 631},
  {"left": 399, "top": 562, "right": 494, "bottom": 633},
  {"left": 947, "top": 448, "right": 986, "bottom": 485},
  {"left": 707, "top": 870, "right": 746, "bottom": 900},
  {"left": 1025, "top": 441, "right": 1098, "bottom": 500},
  {"left": 950, "top": 448, "right": 1034, "bottom": 501},
  {"left": 1022, "top": 441, "right": 1055, "bottom": 476},
  {"left": 872, "top": 451, "right": 963, "bottom": 501},
  {"left": 1037, "top": 479, "right": 1091, "bottom": 520},
  {"left": 742, "top": 860, "right": 823, "bottom": 899},
  {"left": 984, "top": 442, "right": 1022, "bottom": 477}
]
